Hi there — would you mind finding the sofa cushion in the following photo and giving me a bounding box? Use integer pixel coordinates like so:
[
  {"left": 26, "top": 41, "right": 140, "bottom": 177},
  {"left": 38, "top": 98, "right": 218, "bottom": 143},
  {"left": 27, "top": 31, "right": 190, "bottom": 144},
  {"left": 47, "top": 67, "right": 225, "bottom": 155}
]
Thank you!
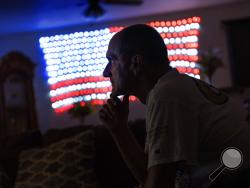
[
  {"left": 0, "top": 130, "right": 42, "bottom": 186},
  {"left": 42, "top": 125, "right": 93, "bottom": 146},
  {"left": 15, "top": 129, "right": 96, "bottom": 188}
]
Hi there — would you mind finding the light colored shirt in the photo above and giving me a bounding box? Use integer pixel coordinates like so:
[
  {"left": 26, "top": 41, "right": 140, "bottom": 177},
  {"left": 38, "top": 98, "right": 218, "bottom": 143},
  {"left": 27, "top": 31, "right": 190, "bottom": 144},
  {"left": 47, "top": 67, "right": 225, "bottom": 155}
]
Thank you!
[{"left": 145, "top": 68, "right": 250, "bottom": 175}]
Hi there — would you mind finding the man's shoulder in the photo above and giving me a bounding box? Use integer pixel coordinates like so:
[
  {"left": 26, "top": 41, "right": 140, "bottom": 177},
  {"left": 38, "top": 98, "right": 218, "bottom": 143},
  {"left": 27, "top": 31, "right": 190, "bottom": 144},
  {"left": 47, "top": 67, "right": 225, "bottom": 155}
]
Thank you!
[{"left": 152, "top": 72, "right": 198, "bottom": 103}]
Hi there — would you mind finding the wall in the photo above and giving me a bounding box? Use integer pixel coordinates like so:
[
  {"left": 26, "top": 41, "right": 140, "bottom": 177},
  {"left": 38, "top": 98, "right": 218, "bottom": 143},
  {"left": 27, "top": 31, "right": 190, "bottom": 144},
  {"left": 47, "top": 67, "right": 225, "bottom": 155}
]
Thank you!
[{"left": 0, "top": 1, "right": 249, "bottom": 133}]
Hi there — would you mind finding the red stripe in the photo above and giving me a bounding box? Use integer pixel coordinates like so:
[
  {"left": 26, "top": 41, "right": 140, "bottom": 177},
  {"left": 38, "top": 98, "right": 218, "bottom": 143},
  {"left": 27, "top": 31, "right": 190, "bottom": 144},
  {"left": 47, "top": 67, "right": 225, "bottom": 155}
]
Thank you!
[
  {"left": 160, "top": 30, "right": 199, "bottom": 39},
  {"left": 166, "top": 42, "right": 198, "bottom": 50},
  {"left": 50, "top": 76, "right": 110, "bottom": 90},
  {"left": 176, "top": 67, "right": 200, "bottom": 75},
  {"left": 109, "top": 27, "right": 124, "bottom": 33},
  {"left": 50, "top": 87, "right": 112, "bottom": 103},
  {"left": 54, "top": 97, "right": 138, "bottom": 113},
  {"left": 168, "top": 55, "right": 198, "bottom": 61},
  {"left": 148, "top": 17, "right": 201, "bottom": 27},
  {"left": 55, "top": 104, "right": 74, "bottom": 113}
]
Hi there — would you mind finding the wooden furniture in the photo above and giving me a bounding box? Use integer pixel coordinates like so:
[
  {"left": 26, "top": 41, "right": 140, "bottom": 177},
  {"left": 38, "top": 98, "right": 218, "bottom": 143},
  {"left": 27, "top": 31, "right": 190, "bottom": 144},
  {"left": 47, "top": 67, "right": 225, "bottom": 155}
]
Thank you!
[{"left": 0, "top": 51, "right": 38, "bottom": 138}]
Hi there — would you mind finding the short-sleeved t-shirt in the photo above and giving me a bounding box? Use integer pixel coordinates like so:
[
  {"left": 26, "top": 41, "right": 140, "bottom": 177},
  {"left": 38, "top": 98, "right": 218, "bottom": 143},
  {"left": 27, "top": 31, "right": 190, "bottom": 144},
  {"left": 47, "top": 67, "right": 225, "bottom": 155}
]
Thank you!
[{"left": 145, "top": 68, "right": 250, "bottom": 174}]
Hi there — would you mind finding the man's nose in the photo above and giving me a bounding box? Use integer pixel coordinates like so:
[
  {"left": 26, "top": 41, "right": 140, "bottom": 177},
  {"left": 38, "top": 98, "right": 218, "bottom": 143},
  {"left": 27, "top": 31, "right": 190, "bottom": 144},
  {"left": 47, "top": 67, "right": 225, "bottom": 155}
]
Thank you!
[{"left": 103, "top": 62, "right": 112, "bottom": 77}]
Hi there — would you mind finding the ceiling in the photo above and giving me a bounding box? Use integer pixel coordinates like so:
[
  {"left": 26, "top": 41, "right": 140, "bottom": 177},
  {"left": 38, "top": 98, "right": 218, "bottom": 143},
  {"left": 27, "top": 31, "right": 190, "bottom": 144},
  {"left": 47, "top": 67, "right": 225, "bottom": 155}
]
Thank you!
[{"left": 0, "top": 0, "right": 243, "bottom": 35}]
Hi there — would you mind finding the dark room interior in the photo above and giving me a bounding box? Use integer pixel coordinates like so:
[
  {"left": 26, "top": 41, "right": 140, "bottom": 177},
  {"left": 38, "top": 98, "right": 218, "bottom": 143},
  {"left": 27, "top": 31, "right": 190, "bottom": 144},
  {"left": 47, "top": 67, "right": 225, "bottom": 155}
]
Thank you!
[{"left": 0, "top": 0, "right": 250, "bottom": 187}]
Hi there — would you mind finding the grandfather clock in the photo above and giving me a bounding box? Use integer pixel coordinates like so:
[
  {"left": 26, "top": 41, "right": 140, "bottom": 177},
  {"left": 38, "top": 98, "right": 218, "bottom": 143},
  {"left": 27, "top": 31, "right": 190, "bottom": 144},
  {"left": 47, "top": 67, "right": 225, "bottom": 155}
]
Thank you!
[{"left": 0, "top": 51, "right": 38, "bottom": 138}]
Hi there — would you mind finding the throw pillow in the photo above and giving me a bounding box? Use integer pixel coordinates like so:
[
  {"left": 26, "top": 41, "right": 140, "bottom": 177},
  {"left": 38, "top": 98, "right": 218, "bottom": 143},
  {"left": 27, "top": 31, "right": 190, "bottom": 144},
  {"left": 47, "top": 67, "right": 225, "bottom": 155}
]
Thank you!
[
  {"left": 0, "top": 130, "right": 42, "bottom": 184},
  {"left": 15, "top": 129, "right": 96, "bottom": 188}
]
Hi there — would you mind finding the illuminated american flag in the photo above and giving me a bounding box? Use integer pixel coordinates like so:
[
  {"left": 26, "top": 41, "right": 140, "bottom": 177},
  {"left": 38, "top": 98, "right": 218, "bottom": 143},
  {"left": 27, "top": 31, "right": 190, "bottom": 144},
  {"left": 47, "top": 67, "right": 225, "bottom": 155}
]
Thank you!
[{"left": 39, "top": 16, "right": 201, "bottom": 113}]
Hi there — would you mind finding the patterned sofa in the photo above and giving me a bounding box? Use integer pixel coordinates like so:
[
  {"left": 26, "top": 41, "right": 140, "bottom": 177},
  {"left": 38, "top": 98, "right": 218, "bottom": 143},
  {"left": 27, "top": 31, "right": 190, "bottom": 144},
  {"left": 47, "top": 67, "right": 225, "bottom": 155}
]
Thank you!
[
  {"left": 1, "top": 119, "right": 250, "bottom": 188},
  {"left": 0, "top": 120, "right": 146, "bottom": 188}
]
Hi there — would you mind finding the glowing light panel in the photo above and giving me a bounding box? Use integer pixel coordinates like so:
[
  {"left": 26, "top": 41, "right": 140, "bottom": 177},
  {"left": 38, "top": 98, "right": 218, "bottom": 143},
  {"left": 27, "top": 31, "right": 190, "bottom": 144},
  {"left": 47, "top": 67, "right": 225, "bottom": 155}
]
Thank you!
[{"left": 39, "top": 17, "right": 201, "bottom": 113}]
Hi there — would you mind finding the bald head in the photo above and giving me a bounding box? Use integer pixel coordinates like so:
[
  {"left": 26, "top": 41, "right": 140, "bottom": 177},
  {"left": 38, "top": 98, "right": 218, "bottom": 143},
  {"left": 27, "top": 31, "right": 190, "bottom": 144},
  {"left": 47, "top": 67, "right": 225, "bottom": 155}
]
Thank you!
[
  {"left": 103, "top": 24, "right": 171, "bottom": 101},
  {"left": 114, "top": 24, "right": 170, "bottom": 68}
]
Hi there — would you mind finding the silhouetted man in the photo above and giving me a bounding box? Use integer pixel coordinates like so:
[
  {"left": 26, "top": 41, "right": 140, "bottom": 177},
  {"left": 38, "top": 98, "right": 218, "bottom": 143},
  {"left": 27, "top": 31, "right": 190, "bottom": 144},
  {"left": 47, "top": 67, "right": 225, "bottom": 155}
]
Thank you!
[{"left": 99, "top": 24, "right": 250, "bottom": 188}]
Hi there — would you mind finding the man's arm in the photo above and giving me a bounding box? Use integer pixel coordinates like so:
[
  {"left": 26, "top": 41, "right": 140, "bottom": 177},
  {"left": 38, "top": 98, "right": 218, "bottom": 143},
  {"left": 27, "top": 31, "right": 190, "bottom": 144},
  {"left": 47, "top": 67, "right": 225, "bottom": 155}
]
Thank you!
[
  {"left": 99, "top": 95, "right": 148, "bottom": 185},
  {"left": 144, "top": 163, "right": 177, "bottom": 188},
  {"left": 111, "top": 126, "right": 148, "bottom": 186}
]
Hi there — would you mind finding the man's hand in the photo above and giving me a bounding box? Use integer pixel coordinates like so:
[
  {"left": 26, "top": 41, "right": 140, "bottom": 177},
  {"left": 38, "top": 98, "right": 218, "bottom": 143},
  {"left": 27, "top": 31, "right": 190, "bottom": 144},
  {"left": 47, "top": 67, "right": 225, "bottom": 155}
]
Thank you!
[
  {"left": 99, "top": 94, "right": 147, "bottom": 184},
  {"left": 99, "top": 95, "right": 129, "bottom": 133}
]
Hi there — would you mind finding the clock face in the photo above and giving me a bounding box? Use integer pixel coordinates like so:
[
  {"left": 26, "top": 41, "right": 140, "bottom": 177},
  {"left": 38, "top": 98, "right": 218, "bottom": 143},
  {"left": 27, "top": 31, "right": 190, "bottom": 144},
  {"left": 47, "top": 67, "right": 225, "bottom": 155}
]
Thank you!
[{"left": 4, "top": 73, "right": 27, "bottom": 108}]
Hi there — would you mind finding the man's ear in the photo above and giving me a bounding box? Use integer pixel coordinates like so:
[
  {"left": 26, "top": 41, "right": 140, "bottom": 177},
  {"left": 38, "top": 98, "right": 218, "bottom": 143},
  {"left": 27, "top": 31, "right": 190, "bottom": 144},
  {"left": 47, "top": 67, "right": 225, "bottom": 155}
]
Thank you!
[{"left": 130, "top": 54, "right": 143, "bottom": 76}]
